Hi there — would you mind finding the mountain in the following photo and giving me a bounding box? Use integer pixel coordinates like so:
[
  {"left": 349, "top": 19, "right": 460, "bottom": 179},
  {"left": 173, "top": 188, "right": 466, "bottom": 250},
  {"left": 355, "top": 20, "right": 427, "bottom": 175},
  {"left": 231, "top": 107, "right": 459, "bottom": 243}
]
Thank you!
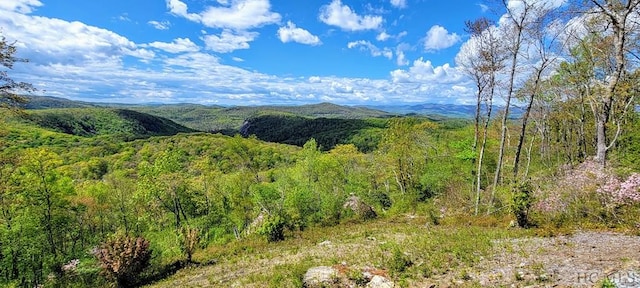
[
  {"left": 239, "top": 114, "right": 387, "bottom": 151},
  {"left": 366, "top": 103, "right": 524, "bottom": 119},
  {"left": 24, "top": 95, "right": 96, "bottom": 109},
  {"left": 28, "top": 108, "right": 196, "bottom": 139}
]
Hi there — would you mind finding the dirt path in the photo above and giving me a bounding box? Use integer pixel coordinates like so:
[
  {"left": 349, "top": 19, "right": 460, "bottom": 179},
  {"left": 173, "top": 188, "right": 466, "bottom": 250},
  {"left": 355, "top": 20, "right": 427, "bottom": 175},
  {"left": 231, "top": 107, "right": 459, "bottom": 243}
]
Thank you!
[{"left": 456, "top": 231, "right": 640, "bottom": 287}]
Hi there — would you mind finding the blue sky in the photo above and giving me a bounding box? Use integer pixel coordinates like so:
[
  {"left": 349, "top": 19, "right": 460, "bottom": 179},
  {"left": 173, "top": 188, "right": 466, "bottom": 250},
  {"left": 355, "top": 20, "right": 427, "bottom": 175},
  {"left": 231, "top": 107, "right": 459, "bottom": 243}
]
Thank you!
[{"left": 1, "top": 0, "right": 500, "bottom": 105}]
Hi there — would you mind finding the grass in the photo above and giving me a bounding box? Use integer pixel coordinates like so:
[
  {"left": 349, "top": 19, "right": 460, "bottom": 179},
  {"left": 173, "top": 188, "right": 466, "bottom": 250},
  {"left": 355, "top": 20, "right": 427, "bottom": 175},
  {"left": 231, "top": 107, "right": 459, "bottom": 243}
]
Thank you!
[{"left": 145, "top": 214, "right": 531, "bottom": 287}]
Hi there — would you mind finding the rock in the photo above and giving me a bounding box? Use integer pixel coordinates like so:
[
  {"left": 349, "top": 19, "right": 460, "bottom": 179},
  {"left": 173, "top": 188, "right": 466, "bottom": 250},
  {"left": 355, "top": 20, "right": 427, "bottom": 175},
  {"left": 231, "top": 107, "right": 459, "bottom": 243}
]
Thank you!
[
  {"left": 366, "top": 275, "right": 395, "bottom": 288},
  {"left": 343, "top": 195, "right": 377, "bottom": 219},
  {"left": 303, "top": 266, "right": 338, "bottom": 287},
  {"left": 318, "top": 240, "right": 332, "bottom": 247},
  {"left": 244, "top": 210, "right": 266, "bottom": 235}
]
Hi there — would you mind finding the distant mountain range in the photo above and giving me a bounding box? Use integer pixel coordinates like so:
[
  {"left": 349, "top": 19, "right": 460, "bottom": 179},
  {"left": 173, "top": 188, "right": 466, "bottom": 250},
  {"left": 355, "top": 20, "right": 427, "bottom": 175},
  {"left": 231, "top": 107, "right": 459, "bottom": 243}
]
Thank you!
[
  {"left": 364, "top": 103, "right": 523, "bottom": 119},
  {"left": 23, "top": 96, "right": 520, "bottom": 125}
]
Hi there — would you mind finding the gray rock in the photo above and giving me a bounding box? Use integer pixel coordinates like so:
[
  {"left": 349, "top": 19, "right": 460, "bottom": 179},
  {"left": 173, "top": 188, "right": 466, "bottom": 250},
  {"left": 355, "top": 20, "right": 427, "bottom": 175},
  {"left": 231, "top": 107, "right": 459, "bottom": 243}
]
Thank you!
[
  {"left": 366, "top": 275, "right": 395, "bottom": 288},
  {"left": 303, "top": 266, "right": 338, "bottom": 287},
  {"left": 343, "top": 195, "right": 377, "bottom": 219}
]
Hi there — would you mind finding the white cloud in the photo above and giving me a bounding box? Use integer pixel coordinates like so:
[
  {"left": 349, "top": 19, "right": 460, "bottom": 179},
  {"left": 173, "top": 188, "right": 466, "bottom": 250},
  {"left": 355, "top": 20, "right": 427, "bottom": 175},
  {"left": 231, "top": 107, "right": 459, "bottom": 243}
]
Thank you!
[
  {"left": 1, "top": 2, "right": 477, "bottom": 106},
  {"left": 166, "top": 0, "right": 201, "bottom": 22},
  {"left": 277, "top": 21, "right": 321, "bottom": 45},
  {"left": 0, "top": 0, "right": 42, "bottom": 14},
  {"left": 148, "top": 20, "right": 171, "bottom": 30},
  {"left": 199, "top": 0, "right": 281, "bottom": 30},
  {"left": 0, "top": 11, "right": 145, "bottom": 65},
  {"left": 391, "top": 58, "right": 463, "bottom": 83},
  {"left": 146, "top": 38, "right": 199, "bottom": 53},
  {"left": 478, "top": 3, "right": 489, "bottom": 13},
  {"left": 347, "top": 40, "right": 393, "bottom": 59},
  {"left": 424, "top": 25, "right": 461, "bottom": 51},
  {"left": 331, "top": 81, "right": 354, "bottom": 93},
  {"left": 202, "top": 30, "right": 258, "bottom": 53},
  {"left": 395, "top": 48, "right": 408, "bottom": 66},
  {"left": 376, "top": 31, "right": 391, "bottom": 41},
  {"left": 232, "top": 57, "right": 244, "bottom": 62},
  {"left": 390, "top": 0, "right": 407, "bottom": 9},
  {"left": 319, "top": 0, "right": 383, "bottom": 31}
]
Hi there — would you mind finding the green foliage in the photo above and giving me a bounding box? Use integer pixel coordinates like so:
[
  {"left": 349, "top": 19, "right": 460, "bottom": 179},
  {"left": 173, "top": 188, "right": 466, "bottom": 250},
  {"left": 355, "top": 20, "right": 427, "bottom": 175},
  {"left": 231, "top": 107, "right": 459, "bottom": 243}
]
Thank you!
[
  {"left": 241, "top": 114, "right": 386, "bottom": 151},
  {"left": 512, "top": 181, "right": 533, "bottom": 228},
  {"left": 29, "top": 108, "right": 195, "bottom": 140},
  {"left": 258, "top": 215, "right": 288, "bottom": 242},
  {"left": 1, "top": 32, "right": 33, "bottom": 114},
  {"left": 386, "top": 245, "right": 412, "bottom": 275},
  {"left": 601, "top": 277, "right": 617, "bottom": 288}
]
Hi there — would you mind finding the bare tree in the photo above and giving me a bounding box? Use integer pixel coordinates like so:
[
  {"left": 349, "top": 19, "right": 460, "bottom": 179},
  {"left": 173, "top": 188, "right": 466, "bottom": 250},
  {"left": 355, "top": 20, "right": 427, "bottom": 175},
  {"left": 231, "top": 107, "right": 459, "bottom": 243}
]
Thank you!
[
  {"left": 586, "top": 0, "right": 640, "bottom": 167},
  {"left": 513, "top": 4, "right": 562, "bottom": 178},
  {"left": 457, "top": 18, "right": 506, "bottom": 215},
  {"left": 489, "top": 0, "right": 536, "bottom": 212},
  {"left": 1, "top": 32, "right": 33, "bottom": 113}
]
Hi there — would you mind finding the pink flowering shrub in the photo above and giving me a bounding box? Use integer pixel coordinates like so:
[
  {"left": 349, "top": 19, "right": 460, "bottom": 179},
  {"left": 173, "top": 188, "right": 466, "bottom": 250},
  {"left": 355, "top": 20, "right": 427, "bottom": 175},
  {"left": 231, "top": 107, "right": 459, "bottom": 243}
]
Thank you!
[
  {"left": 598, "top": 173, "right": 640, "bottom": 205},
  {"left": 532, "top": 160, "right": 640, "bottom": 226}
]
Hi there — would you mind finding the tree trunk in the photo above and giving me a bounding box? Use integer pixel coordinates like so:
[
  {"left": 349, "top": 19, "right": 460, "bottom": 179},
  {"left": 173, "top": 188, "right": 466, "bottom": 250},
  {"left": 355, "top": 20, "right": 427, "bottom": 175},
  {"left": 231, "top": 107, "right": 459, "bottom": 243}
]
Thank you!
[
  {"left": 513, "top": 86, "right": 537, "bottom": 177},
  {"left": 490, "top": 2, "right": 527, "bottom": 212}
]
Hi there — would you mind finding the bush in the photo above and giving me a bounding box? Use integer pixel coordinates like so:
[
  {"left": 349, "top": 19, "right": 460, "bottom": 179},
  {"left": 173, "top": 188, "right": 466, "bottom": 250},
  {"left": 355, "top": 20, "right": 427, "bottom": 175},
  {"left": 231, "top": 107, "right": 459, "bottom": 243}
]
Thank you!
[
  {"left": 94, "top": 235, "right": 152, "bottom": 287},
  {"left": 180, "top": 227, "right": 200, "bottom": 264},
  {"left": 259, "top": 215, "right": 287, "bottom": 242},
  {"left": 512, "top": 181, "right": 533, "bottom": 228}
]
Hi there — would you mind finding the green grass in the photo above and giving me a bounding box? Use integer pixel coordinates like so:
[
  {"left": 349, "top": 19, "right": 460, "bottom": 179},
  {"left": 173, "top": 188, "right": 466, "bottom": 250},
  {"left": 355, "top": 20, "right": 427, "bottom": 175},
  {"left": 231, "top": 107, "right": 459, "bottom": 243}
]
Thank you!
[{"left": 146, "top": 215, "right": 530, "bottom": 288}]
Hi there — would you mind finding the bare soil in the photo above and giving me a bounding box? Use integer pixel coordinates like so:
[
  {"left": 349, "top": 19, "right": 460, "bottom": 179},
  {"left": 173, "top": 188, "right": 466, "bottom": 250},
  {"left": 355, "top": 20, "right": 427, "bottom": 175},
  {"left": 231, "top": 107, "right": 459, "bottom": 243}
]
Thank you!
[{"left": 429, "top": 231, "right": 640, "bottom": 287}]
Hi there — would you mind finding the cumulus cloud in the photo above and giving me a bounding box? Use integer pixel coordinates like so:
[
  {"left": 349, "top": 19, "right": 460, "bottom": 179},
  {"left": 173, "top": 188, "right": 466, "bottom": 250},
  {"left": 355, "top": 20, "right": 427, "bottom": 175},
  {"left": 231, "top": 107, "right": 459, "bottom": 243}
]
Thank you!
[
  {"left": 347, "top": 40, "right": 393, "bottom": 59},
  {"left": 202, "top": 30, "right": 258, "bottom": 53},
  {"left": 0, "top": 10, "right": 149, "bottom": 66},
  {"left": 146, "top": 38, "right": 199, "bottom": 53},
  {"left": 166, "top": 0, "right": 201, "bottom": 22},
  {"left": 167, "top": 0, "right": 281, "bottom": 30},
  {"left": 0, "top": 0, "right": 42, "bottom": 14},
  {"left": 319, "top": 0, "right": 383, "bottom": 31},
  {"left": 1, "top": 1, "right": 477, "bottom": 106},
  {"left": 423, "top": 25, "right": 461, "bottom": 51},
  {"left": 199, "top": 0, "right": 281, "bottom": 30},
  {"left": 277, "top": 21, "right": 321, "bottom": 45},
  {"left": 390, "top": 57, "right": 463, "bottom": 83},
  {"left": 148, "top": 20, "right": 171, "bottom": 30},
  {"left": 395, "top": 45, "right": 409, "bottom": 66},
  {"left": 376, "top": 31, "right": 391, "bottom": 41},
  {"left": 390, "top": 0, "right": 407, "bottom": 9}
]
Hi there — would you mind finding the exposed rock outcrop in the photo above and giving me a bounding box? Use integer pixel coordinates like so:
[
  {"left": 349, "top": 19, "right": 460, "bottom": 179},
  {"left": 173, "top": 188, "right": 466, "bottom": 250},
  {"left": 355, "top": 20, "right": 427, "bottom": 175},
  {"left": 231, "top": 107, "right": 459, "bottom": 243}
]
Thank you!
[{"left": 343, "top": 195, "right": 377, "bottom": 220}]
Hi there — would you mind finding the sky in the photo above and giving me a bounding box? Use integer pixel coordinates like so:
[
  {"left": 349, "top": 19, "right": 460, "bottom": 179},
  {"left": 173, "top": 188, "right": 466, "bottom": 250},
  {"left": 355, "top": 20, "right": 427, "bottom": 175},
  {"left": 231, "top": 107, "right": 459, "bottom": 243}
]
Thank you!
[{"left": 0, "top": 0, "right": 502, "bottom": 106}]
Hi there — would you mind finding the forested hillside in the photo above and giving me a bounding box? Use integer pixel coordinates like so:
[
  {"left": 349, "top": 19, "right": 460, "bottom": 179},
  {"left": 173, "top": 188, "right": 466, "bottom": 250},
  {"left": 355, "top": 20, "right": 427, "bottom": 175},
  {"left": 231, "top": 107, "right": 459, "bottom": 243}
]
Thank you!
[
  {"left": 1, "top": 0, "right": 640, "bottom": 287},
  {"left": 129, "top": 102, "right": 393, "bottom": 132},
  {"left": 27, "top": 108, "right": 196, "bottom": 140}
]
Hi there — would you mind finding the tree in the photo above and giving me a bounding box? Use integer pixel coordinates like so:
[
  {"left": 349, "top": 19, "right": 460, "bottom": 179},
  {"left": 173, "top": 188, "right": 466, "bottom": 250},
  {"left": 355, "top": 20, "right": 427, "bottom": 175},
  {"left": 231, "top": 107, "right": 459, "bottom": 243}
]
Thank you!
[
  {"left": 572, "top": 0, "right": 640, "bottom": 167},
  {"left": 491, "top": 0, "right": 537, "bottom": 210},
  {"left": 0, "top": 32, "right": 33, "bottom": 113},
  {"left": 457, "top": 17, "right": 505, "bottom": 215},
  {"left": 512, "top": 3, "right": 561, "bottom": 178}
]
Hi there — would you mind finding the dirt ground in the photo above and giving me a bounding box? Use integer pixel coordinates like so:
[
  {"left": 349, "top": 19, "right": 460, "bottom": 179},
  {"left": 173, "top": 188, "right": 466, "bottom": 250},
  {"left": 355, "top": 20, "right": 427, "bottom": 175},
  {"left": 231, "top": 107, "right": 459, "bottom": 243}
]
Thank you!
[
  {"left": 439, "top": 231, "right": 640, "bottom": 287},
  {"left": 148, "top": 228, "right": 640, "bottom": 288}
]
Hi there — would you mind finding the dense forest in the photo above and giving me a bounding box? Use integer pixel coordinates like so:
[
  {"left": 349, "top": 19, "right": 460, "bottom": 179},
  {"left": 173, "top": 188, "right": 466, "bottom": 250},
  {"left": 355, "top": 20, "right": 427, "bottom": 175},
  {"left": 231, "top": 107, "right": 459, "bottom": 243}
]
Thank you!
[{"left": 1, "top": 0, "right": 640, "bottom": 287}]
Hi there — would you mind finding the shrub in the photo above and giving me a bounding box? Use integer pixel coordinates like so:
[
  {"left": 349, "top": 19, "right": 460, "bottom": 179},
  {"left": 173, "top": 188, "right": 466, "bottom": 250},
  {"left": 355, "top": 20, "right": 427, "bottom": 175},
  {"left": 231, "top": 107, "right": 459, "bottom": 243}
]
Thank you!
[
  {"left": 512, "top": 181, "right": 533, "bottom": 228},
  {"left": 94, "top": 235, "right": 152, "bottom": 288},
  {"left": 180, "top": 227, "right": 200, "bottom": 264},
  {"left": 259, "top": 215, "right": 287, "bottom": 242},
  {"left": 387, "top": 245, "right": 412, "bottom": 275}
]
